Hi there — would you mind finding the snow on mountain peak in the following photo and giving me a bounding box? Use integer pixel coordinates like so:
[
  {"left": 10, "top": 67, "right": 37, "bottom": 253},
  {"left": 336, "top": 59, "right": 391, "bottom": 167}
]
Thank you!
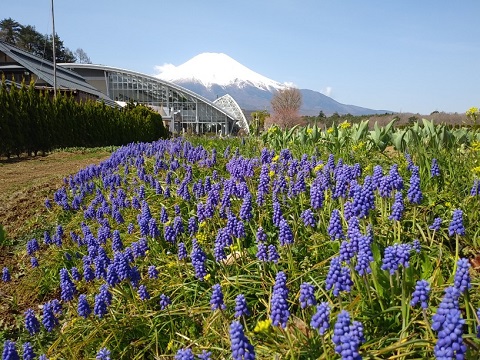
[{"left": 154, "top": 52, "right": 288, "bottom": 91}]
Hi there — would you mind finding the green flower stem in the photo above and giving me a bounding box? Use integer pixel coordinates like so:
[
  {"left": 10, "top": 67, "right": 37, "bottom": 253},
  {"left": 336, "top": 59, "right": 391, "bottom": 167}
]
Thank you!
[
  {"left": 399, "top": 268, "right": 409, "bottom": 339},
  {"left": 452, "top": 234, "right": 460, "bottom": 276},
  {"left": 370, "top": 270, "right": 386, "bottom": 312},
  {"left": 412, "top": 206, "right": 417, "bottom": 233},
  {"left": 465, "top": 291, "right": 473, "bottom": 334},
  {"left": 362, "top": 274, "right": 374, "bottom": 308},
  {"left": 321, "top": 336, "right": 330, "bottom": 360}
]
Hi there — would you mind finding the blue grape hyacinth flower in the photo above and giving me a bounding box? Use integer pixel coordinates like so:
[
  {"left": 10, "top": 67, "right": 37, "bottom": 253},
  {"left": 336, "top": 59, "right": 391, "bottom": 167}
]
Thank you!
[
  {"left": 22, "top": 342, "right": 35, "bottom": 360},
  {"left": 453, "top": 258, "right": 471, "bottom": 293},
  {"left": 96, "top": 347, "right": 111, "bottom": 360},
  {"left": 159, "top": 294, "right": 171, "bottom": 310},
  {"left": 138, "top": 285, "right": 150, "bottom": 300},
  {"left": 448, "top": 209, "right": 465, "bottom": 237},
  {"left": 210, "top": 284, "right": 226, "bottom": 311},
  {"left": 2, "top": 267, "right": 11, "bottom": 282},
  {"left": 410, "top": 280, "right": 430, "bottom": 309},
  {"left": 431, "top": 158, "right": 440, "bottom": 177},
  {"left": 477, "top": 308, "right": 480, "bottom": 339},
  {"left": 230, "top": 321, "right": 255, "bottom": 360},
  {"left": 270, "top": 271, "right": 290, "bottom": 328},
  {"left": 429, "top": 217, "right": 442, "bottom": 231},
  {"left": 175, "top": 348, "right": 194, "bottom": 360},
  {"left": 77, "top": 294, "right": 91, "bottom": 319},
  {"left": 299, "top": 282, "right": 317, "bottom": 309},
  {"left": 197, "top": 350, "right": 212, "bottom": 360},
  {"left": 310, "top": 302, "right": 330, "bottom": 335},
  {"left": 2, "top": 340, "right": 19, "bottom": 360},
  {"left": 328, "top": 209, "right": 344, "bottom": 241},
  {"left": 234, "top": 294, "right": 250, "bottom": 318},
  {"left": 24, "top": 308, "right": 40, "bottom": 335}
]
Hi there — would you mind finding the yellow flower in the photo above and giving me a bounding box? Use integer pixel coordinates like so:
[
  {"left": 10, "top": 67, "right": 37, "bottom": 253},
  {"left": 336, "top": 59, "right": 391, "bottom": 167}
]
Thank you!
[
  {"left": 472, "top": 166, "right": 480, "bottom": 175},
  {"left": 204, "top": 273, "right": 211, "bottom": 281},
  {"left": 352, "top": 141, "right": 366, "bottom": 152},
  {"left": 199, "top": 221, "right": 207, "bottom": 228},
  {"left": 167, "top": 339, "right": 174, "bottom": 351},
  {"left": 269, "top": 170, "right": 275, "bottom": 178},
  {"left": 313, "top": 163, "right": 324, "bottom": 173},
  {"left": 327, "top": 127, "right": 334, "bottom": 134},
  {"left": 307, "top": 128, "right": 313, "bottom": 135},
  {"left": 272, "top": 155, "right": 280, "bottom": 162},
  {"left": 196, "top": 232, "right": 207, "bottom": 244},
  {"left": 340, "top": 121, "right": 351, "bottom": 129},
  {"left": 364, "top": 163, "right": 372, "bottom": 173},
  {"left": 466, "top": 107, "right": 479, "bottom": 117},
  {"left": 254, "top": 319, "right": 272, "bottom": 333},
  {"left": 268, "top": 125, "right": 279, "bottom": 134},
  {"left": 471, "top": 141, "right": 480, "bottom": 152}
]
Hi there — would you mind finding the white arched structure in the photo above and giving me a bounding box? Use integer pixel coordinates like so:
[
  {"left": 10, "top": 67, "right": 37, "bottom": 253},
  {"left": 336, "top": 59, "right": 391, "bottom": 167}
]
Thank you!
[
  {"left": 214, "top": 94, "right": 249, "bottom": 134},
  {"left": 59, "top": 63, "right": 238, "bottom": 135}
]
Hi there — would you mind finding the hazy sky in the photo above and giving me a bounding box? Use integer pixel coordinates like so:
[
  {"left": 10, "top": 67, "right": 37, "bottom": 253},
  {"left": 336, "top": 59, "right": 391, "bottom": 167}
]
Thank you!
[{"left": 3, "top": 0, "right": 480, "bottom": 114}]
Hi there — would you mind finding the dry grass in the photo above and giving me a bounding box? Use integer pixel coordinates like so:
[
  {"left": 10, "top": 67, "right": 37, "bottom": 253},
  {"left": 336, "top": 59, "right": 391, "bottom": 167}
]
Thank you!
[{"left": 0, "top": 149, "right": 111, "bottom": 241}]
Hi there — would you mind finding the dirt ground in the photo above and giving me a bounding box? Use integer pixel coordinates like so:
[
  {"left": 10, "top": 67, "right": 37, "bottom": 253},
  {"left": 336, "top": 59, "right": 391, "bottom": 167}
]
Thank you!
[{"left": 0, "top": 149, "right": 112, "bottom": 241}]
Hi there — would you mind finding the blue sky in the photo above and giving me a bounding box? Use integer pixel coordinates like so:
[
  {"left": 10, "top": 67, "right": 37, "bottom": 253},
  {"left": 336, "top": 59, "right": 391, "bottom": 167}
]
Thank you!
[{"left": 3, "top": 0, "right": 480, "bottom": 114}]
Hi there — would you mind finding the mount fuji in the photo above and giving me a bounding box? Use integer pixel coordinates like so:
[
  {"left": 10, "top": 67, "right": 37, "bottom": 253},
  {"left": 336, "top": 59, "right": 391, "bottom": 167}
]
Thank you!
[{"left": 154, "top": 53, "right": 390, "bottom": 116}]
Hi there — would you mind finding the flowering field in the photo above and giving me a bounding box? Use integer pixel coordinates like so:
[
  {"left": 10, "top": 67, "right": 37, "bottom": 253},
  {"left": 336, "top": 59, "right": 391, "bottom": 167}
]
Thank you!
[{"left": 1, "top": 122, "right": 480, "bottom": 359}]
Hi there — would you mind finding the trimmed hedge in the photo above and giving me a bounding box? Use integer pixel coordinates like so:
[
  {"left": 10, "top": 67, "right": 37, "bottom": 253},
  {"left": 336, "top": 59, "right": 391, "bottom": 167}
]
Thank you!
[{"left": 0, "top": 77, "right": 169, "bottom": 157}]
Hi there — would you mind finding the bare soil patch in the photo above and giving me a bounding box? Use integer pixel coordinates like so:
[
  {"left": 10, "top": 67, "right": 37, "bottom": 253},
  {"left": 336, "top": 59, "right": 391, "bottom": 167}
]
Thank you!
[{"left": 0, "top": 149, "right": 111, "bottom": 241}]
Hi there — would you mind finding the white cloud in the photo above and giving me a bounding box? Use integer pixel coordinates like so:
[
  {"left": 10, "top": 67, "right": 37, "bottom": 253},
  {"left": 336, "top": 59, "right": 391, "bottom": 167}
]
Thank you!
[
  {"left": 153, "top": 63, "right": 177, "bottom": 77},
  {"left": 320, "top": 86, "right": 332, "bottom": 97},
  {"left": 283, "top": 81, "right": 297, "bottom": 88}
]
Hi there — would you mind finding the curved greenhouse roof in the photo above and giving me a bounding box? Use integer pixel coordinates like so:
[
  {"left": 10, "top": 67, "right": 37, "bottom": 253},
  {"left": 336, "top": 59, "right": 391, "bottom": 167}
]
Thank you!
[
  {"left": 214, "top": 94, "right": 249, "bottom": 134},
  {"left": 59, "top": 63, "right": 248, "bottom": 135}
]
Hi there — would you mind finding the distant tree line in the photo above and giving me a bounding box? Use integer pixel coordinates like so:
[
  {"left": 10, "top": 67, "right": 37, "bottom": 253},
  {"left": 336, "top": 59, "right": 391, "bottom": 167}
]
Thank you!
[
  {"left": 0, "top": 78, "right": 169, "bottom": 158},
  {"left": 0, "top": 17, "right": 90, "bottom": 63}
]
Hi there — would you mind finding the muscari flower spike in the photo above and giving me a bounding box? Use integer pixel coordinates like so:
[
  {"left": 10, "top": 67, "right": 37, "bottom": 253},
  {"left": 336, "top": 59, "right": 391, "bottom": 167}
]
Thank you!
[
  {"left": 310, "top": 302, "right": 330, "bottom": 335},
  {"left": 2, "top": 267, "right": 11, "bottom": 282},
  {"left": 96, "top": 347, "right": 111, "bottom": 360},
  {"left": 175, "top": 348, "right": 194, "bottom": 360},
  {"left": 159, "top": 294, "right": 171, "bottom": 310},
  {"left": 210, "top": 284, "right": 226, "bottom": 311},
  {"left": 270, "top": 271, "right": 290, "bottom": 328},
  {"left": 448, "top": 209, "right": 465, "bottom": 237},
  {"left": 41, "top": 301, "right": 59, "bottom": 332},
  {"left": 328, "top": 209, "right": 344, "bottom": 241},
  {"left": 234, "top": 294, "right": 250, "bottom": 318},
  {"left": 429, "top": 217, "right": 442, "bottom": 231},
  {"left": 453, "top": 258, "right": 471, "bottom": 293},
  {"left": 138, "top": 285, "right": 150, "bottom": 301},
  {"left": 410, "top": 280, "right": 430, "bottom": 310},
  {"left": 299, "top": 282, "right": 317, "bottom": 309},
  {"left": 77, "top": 294, "right": 91, "bottom": 319},
  {"left": 24, "top": 308, "right": 40, "bottom": 335},
  {"left": 2, "top": 340, "right": 19, "bottom": 360},
  {"left": 433, "top": 308, "right": 466, "bottom": 360},
  {"left": 300, "top": 209, "right": 316, "bottom": 228},
  {"left": 431, "top": 158, "right": 440, "bottom": 177},
  {"left": 230, "top": 321, "right": 256, "bottom": 360},
  {"left": 22, "top": 342, "right": 35, "bottom": 360},
  {"left": 197, "top": 350, "right": 212, "bottom": 360}
]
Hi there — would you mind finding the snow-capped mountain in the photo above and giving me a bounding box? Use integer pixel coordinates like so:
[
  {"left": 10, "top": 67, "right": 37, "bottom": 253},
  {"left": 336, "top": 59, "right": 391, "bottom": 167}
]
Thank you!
[
  {"left": 155, "top": 53, "right": 390, "bottom": 116},
  {"left": 157, "top": 53, "right": 287, "bottom": 91}
]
